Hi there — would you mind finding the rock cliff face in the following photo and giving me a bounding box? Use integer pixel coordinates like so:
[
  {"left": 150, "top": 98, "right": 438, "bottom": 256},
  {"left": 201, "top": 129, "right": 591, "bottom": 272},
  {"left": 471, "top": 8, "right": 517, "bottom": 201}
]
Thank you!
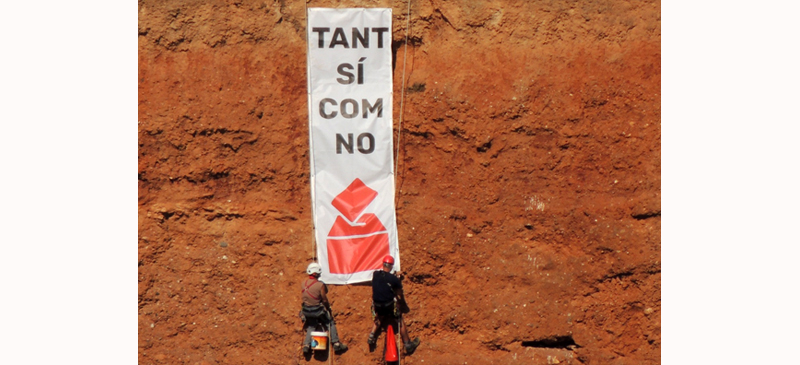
[{"left": 138, "top": 0, "right": 660, "bottom": 364}]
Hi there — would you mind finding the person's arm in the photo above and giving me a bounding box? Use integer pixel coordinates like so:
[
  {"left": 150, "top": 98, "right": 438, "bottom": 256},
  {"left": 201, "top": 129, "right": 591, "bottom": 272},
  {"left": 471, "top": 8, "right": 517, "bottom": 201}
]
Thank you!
[
  {"left": 393, "top": 276, "right": 410, "bottom": 313},
  {"left": 320, "top": 283, "right": 331, "bottom": 308},
  {"left": 392, "top": 275, "right": 406, "bottom": 303}
]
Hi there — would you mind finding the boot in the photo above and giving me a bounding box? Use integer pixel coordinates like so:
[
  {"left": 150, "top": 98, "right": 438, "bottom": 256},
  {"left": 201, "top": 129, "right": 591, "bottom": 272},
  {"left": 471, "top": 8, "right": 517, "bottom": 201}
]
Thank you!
[
  {"left": 367, "top": 332, "right": 377, "bottom": 346},
  {"left": 404, "top": 337, "right": 420, "bottom": 354},
  {"left": 333, "top": 342, "right": 348, "bottom": 352}
]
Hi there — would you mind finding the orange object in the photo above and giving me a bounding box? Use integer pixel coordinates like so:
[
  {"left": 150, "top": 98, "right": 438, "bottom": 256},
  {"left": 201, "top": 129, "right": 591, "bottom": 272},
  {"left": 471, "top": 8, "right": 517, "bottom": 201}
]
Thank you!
[
  {"left": 385, "top": 325, "right": 398, "bottom": 362},
  {"left": 310, "top": 331, "right": 328, "bottom": 350}
]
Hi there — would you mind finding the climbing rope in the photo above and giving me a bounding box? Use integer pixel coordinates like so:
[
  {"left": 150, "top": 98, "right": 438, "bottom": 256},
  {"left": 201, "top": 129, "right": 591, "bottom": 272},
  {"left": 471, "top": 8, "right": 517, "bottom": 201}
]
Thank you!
[
  {"left": 304, "top": 0, "right": 317, "bottom": 262},
  {"left": 395, "top": 0, "right": 412, "bottom": 182}
]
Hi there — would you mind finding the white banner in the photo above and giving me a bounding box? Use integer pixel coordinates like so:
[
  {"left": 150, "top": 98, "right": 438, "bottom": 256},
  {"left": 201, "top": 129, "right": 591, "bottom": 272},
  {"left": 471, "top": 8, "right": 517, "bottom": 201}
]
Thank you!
[{"left": 307, "top": 8, "right": 399, "bottom": 284}]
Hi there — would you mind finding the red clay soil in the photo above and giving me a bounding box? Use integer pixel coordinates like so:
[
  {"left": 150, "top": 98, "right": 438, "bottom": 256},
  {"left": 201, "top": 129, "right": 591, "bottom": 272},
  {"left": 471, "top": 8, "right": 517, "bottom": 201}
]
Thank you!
[{"left": 138, "top": 0, "right": 660, "bottom": 364}]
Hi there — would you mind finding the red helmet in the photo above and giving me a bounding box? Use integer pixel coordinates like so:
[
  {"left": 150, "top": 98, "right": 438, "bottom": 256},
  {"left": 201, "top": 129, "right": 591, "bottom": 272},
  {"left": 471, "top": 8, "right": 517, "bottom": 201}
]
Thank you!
[{"left": 383, "top": 255, "right": 395, "bottom": 265}]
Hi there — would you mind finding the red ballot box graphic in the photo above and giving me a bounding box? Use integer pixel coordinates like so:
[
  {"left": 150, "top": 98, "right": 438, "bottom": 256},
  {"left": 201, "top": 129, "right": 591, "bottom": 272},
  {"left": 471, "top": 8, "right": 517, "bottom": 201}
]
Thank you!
[{"left": 327, "top": 179, "right": 390, "bottom": 274}]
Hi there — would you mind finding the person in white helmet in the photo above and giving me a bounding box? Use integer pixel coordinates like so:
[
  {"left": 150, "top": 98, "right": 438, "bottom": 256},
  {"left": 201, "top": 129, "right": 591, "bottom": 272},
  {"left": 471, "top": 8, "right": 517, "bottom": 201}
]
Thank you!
[{"left": 300, "top": 262, "right": 348, "bottom": 354}]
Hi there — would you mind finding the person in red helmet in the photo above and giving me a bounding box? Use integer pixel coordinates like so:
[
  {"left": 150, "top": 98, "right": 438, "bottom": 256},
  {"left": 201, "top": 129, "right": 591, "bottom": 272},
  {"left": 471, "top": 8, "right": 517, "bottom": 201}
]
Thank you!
[{"left": 367, "top": 255, "right": 420, "bottom": 354}]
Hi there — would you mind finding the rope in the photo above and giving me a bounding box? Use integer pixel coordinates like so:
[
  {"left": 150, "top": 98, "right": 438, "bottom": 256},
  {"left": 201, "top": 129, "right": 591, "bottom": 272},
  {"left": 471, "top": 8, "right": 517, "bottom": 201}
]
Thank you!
[
  {"left": 305, "top": 0, "right": 317, "bottom": 262},
  {"left": 395, "top": 0, "right": 412, "bottom": 182}
]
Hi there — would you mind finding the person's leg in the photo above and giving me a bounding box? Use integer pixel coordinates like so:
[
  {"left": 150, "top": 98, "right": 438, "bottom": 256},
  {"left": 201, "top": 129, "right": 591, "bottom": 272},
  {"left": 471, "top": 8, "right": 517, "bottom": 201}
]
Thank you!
[
  {"left": 303, "top": 319, "right": 314, "bottom": 350},
  {"left": 325, "top": 312, "right": 348, "bottom": 351},
  {"left": 397, "top": 316, "right": 411, "bottom": 343},
  {"left": 368, "top": 304, "right": 381, "bottom": 345},
  {"left": 326, "top": 312, "right": 341, "bottom": 344},
  {"left": 369, "top": 320, "right": 379, "bottom": 337},
  {"left": 398, "top": 315, "right": 420, "bottom": 353}
]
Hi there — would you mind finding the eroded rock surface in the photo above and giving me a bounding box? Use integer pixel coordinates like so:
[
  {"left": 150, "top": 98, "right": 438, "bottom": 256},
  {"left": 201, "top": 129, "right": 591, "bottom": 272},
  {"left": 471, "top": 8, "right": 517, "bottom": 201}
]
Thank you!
[{"left": 139, "top": 1, "right": 660, "bottom": 364}]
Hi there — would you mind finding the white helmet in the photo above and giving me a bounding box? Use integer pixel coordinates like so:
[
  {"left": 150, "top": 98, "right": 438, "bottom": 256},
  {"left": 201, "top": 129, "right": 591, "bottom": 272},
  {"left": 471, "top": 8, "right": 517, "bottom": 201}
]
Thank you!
[{"left": 307, "top": 262, "right": 322, "bottom": 275}]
